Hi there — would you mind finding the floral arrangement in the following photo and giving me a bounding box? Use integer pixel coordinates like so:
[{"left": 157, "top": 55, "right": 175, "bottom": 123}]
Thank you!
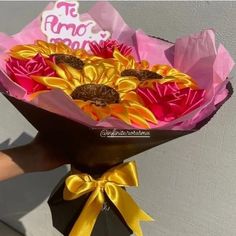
[
  {"left": 0, "top": 1, "right": 234, "bottom": 132},
  {"left": 4, "top": 39, "right": 207, "bottom": 129},
  {"left": 0, "top": 1, "right": 234, "bottom": 236}
]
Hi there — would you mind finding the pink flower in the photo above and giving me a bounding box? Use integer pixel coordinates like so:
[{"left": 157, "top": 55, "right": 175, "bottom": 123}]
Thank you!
[
  {"left": 137, "top": 82, "right": 206, "bottom": 122},
  {"left": 6, "top": 54, "right": 55, "bottom": 94},
  {"left": 89, "top": 39, "right": 133, "bottom": 58}
]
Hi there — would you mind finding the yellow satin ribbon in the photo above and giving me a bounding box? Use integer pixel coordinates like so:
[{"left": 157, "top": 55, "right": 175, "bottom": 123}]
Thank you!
[{"left": 63, "top": 161, "right": 153, "bottom": 236}]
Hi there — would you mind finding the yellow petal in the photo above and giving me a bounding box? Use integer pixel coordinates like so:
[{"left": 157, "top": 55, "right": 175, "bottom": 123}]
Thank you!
[
  {"left": 46, "top": 60, "right": 68, "bottom": 80},
  {"left": 10, "top": 40, "right": 76, "bottom": 59},
  {"left": 10, "top": 45, "right": 40, "bottom": 59},
  {"left": 26, "top": 90, "right": 49, "bottom": 101},
  {"left": 127, "top": 101, "right": 157, "bottom": 125},
  {"left": 115, "top": 62, "right": 126, "bottom": 73},
  {"left": 36, "top": 40, "right": 49, "bottom": 49},
  {"left": 102, "top": 60, "right": 118, "bottom": 69},
  {"left": 122, "top": 91, "right": 143, "bottom": 103},
  {"left": 74, "top": 49, "right": 90, "bottom": 59},
  {"left": 104, "top": 67, "right": 117, "bottom": 83},
  {"left": 160, "top": 76, "right": 197, "bottom": 89},
  {"left": 83, "top": 64, "right": 99, "bottom": 82},
  {"left": 91, "top": 104, "right": 111, "bottom": 120},
  {"left": 138, "top": 60, "right": 150, "bottom": 70},
  {"left": 167, "top": 69, "right": 197, "bottom": 88},
  {"left": 115, "top": 76, "right": 140, "bottom": 93},
  {"left": 113, "top": 49, "right": 130, "bottom": 67},
  {"left": 97, "top": 64, "right": 106, "bottom": 77},
  {"left": 82, "top": 103, "right": 99, "bottom": 120},
  {"left": 56, "top": 42, "right": 73, "bottom": 55},
  {"left": 126, "top": 104, "right": 152, "bottom": 128},
  {"left": 138, "top": 79, "right": 158, "bottom": 88},
  {"left": 74, "top": 100, "right": 89, "bottom": 109},
  {"left": 75, "top": 102, "right": 111, "bottom": 121},
  {"left": 61, "top": 64, "right": 83, "bottom": 86},
  {"left": 36, "top": 40, "right": 50, "bottom": 51},
  {"left": 109, "top": 103, "right": 131, "bottom": 125},
  {"left": 31, "top": 75, "right": 74, "bottom": 92},
  {"left": 151, "top": 65, "right": 171, "bottom": 76},
  {"left": 128, "top": 111, "right": 150, "bottom": 129},
  {"left": 127, "top": 56, "right": 136, "bottom": 69}
]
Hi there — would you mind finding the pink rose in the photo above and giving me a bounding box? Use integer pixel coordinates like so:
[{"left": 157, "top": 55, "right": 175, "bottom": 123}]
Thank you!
[
  {"left": 89, "top": 39, "right": 133, "bottom": 58},
  {"left": 6, "top": 54, "right": 55, "bottom": 94},
  {"left": 137, "top": 82, "right": 206, "bottom": 122}
]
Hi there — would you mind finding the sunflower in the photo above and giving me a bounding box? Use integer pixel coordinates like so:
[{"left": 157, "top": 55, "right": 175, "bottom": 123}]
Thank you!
[
  {"left": 9, "top": 40, "right": 92, "bottom": 61},
  {"left": 30, "top": 61, "right": 157, "bottom": 128},
  {"left": 150, "top": 64, "right": 197, "bottom": 89},
  {"left": 97, "top": 49, "right": 197, "bottom": 90},
  {"left": 93, "top": 49, "right": 148, "bottom": 72},
  {"left": 137, "top": 82, "right": 206, "bottom": 122}
]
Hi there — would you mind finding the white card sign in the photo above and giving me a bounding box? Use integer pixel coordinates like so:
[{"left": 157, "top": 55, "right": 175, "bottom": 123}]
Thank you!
[{"left": 41, "top": 0, "right": 111, "bottom": 50}]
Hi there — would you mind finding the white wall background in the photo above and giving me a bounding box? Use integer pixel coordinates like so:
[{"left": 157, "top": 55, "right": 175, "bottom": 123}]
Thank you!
[{"left": 0, "top": 1, "right": 235, "bottom": 236}]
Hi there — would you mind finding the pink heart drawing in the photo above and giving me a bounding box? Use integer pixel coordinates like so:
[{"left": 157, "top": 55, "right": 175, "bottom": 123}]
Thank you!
[{"left": 100, "top": 32, "right": 109, "bottom": 39}]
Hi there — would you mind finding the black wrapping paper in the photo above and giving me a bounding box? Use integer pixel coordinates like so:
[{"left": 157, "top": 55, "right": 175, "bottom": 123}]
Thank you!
[
  {"left": 48, "top": 173, "right": 133, "bottom": 236},
  {"left": 3, "top": 93, "right": 191, "bottom": 235},
  {"left": 3, "top": 82, "right": 232, "bottom": 235},
  {"left": 4, "top": 93, "right": 191, "bottom": 170}
]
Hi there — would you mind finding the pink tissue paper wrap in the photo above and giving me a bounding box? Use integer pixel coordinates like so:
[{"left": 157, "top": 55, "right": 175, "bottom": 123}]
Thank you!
[{"left": 0, "top": 1, "right": 234, "bottom": 130}]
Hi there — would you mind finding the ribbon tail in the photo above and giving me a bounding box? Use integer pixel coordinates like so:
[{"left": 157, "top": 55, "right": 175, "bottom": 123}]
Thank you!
[
  {"left": 106, "top": 185, "right": 153, "bottom": 236},
  {"left": 69, "top": 188, "right": 104, "bottom": 236}
]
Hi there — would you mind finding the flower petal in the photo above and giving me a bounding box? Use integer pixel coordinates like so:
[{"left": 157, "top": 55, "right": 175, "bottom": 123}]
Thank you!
[
  {"left": 46, "top": 60, "right": 67, "bottom": 80},
  {"left": 128, "top": 111, "right": 150, "bottom": 129},
  {"left": 128, "top": 101, "right": 158, "bottom": 124},
  {"left": 113, "top": 49, "right": 130, "bottom": 67},
  {"left": 109, "top": 103, "right": 131, "bottom": 125},
  {"left": 81, "top": 103, "right": 98, "bottom": 120},
  {"left": 91, "top": 104, "right": 111, "bottom": 120},
  {"left": 116, "top": 76, "right": 140, "bottom": 94},
  {"left": 84, "top": 64, "right": 99, "bottom": 82},
  {"left": 31, "top": 75, "right": 74, "bottom": 93},
  {"left": 122, "top": 91, "right": 143, "bottom": 103}
]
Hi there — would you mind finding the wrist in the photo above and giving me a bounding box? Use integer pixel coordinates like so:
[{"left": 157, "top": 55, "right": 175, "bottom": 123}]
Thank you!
[
  {"left": 0, "top": 142, "right": 46, "bottom": 179},
  {"left": 0, "top": 148, "right": 28, "bottom": 181}
]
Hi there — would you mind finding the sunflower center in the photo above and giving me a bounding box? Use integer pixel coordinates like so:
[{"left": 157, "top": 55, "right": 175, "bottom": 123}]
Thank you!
[
  {"left": 71, "top": 84, "right": 120, "bottom": 106},
  {"left": 121, "top": 69, "right": 163, "bottom": 81},
  {"left": 52, "top": 54, "right": 84, "bottom": 70}
]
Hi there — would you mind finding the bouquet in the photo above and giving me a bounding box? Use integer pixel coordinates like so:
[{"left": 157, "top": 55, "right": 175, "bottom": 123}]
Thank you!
[{"left": 0, "top": 1, "right": 234, "bottom": 236}]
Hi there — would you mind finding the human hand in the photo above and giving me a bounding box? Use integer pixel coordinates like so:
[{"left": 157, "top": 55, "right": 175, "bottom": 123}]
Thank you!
[{"left": 0, "top": 132, "right": 68, "bottom": 181}]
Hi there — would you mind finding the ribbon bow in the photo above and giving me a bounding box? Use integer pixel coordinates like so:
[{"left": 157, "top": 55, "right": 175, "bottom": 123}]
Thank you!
[{"left": 63, "top": 161, "right": 153, "bottom": 236}]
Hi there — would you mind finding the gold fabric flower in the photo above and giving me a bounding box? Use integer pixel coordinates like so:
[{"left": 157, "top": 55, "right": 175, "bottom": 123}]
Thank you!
[
  {"left": 9, "top": 40, "right": 89, "bottom": 60},
  {"left": 95, "top": 49, "right": 197, "bottom": 89},
  {"left": 30, "top": 62, "right": 157, "bottom": 128}
]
